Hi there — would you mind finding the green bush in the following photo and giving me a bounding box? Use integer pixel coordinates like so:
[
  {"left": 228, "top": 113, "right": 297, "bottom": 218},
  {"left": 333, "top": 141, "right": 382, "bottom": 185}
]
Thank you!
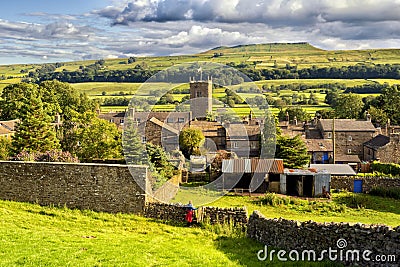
[
  {"left": 369, "top": 187, "right": 400, "bottom": 200},
  {"left": 371, "top": 161, "right": 400, "bottom": 176}
]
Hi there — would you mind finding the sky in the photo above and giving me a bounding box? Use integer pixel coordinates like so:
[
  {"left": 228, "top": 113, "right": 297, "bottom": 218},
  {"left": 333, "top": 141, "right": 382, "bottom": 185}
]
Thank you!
[{"left": 0, "top": 0, "right": 400, "bottom": 64}]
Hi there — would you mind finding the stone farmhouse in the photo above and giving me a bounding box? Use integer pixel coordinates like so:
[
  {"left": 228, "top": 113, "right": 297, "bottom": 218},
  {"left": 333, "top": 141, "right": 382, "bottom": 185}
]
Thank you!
[{"left": 363, "top": 133, "right": 400, "bottom": 164}]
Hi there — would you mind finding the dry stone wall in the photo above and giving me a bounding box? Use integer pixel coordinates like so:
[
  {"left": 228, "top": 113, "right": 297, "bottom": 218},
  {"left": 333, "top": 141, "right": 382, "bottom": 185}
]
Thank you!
[
  {"left": 247, "top": 211, "right": 400, "bottom": 267},
  {"left": 144, "top": 202, "right": 248, "bottom": 225},
  {"left": 0, "top": 161, "right": 148, "bottom": 214},
  {"left": 332, "top": 176, "right": 400, "bottom": 192}
]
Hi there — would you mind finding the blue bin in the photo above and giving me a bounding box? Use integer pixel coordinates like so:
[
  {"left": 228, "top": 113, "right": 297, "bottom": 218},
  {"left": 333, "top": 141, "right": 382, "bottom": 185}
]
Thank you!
[{"left": 353, "top": 180, "right": 363, "bottom": 193}]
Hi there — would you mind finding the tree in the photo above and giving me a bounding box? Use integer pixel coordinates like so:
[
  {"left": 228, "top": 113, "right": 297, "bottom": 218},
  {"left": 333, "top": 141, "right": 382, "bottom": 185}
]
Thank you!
[
  {"left": 0, "top": 83, "right": 39, "bottom": 120},
  {"left": 122, "top": 117, "right": 146, "bottom": 165},
  {"left": 0, "top": 137, "right": 12, "bottom": 160},
  {"left": 375, "top": 85, "right": 400, "bottom": 124},
  {"left": 275, "top": 135, "right": 310, "bottom": 169},
  {"left": 179, "top": 128, "right": 205, "bottom": 158},
  {"left": 368, "top": 106, "right": 388, "bottom": 126},
  {"left": 146, "top": 142, "right": 174, "bottom": 181},
  {"left": 127, "top": 57, "right": 136, "bottom": 64},
  {"left": 72, "top": 113, "right": 122, "bottom": 160},
  {"left": 12, "top": 95, "right": 60, "bottom": 154},
  {"left": 334, "top": 93, "right": 363, "bottom": 119},
  {"left": 278, "top": 107, "right": 310, "bottom": 123}
]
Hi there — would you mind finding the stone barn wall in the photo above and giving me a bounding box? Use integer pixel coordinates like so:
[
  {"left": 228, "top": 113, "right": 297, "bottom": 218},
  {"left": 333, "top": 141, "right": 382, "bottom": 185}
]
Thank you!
[
  {"left": 331, "top": 176, "right": 400, "bottom": 192},
  {"left": 0, "top": 161, "right": 148, "bottom": 214},
  {"left": 247, "top": 211, "right": 399, "bottom": 267}
]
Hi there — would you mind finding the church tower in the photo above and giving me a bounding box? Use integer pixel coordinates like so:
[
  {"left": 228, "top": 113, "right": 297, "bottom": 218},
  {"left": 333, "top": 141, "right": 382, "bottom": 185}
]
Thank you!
[{"left": 189, "top": 77, "right": 212, "bottom": 119}]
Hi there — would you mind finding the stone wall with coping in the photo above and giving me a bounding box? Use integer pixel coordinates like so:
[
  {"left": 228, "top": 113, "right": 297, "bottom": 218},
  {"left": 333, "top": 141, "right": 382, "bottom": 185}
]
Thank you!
[
  {"left": 331, "top": 176, "right": 400, "bottom": 192},
  {"left": 247, "top": 211, "right": 400, "bottom": 266},
  {"left": 0, "top": 161, "right": 148, "bottom": 214}
]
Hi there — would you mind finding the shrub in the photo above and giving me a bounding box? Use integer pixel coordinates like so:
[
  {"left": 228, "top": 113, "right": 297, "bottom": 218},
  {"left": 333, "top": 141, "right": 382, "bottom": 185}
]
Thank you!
[
  {"left": 13, "top": 150, "right": 79, "bottom": 163},
  {"left": 371, "top": 161, "right": 400, "bottom": 176},
  {"left": 369, "top": 187, "right": 400, "bottom": 200}
]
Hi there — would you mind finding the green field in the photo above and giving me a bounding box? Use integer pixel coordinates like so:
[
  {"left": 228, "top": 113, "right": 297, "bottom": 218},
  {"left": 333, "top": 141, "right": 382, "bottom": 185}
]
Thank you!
[
  {"left": 0, "top": 43, "right": 399, "bottom": 116},
  {"left": 209, "top": 193, "right": 400, "bottom": 227},
  {"left": 0, "top": 199, "right": 341, "bottom": 267}
]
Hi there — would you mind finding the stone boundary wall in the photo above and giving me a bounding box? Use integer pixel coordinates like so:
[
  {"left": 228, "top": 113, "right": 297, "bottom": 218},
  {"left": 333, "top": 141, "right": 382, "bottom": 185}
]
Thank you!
[
  {"left": 247, "top": 211, "right": 400, "bottom": 267},
  {"left": 150, "top": 172, "right": 181, "bottom": 203},
  {"left": 0, "top": 161, "right": 148, "bottom": 214},
  {"left": 331, "top": 176, "right": 400, "bottom": 192},
  {"left": 144, "top": 202, "right": 248, "bottom": 225}
]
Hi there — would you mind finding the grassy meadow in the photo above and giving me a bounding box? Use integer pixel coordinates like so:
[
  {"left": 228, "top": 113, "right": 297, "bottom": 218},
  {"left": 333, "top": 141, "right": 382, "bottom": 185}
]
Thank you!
[
  {"left": 208, "top": 192, "right": 400, "bottom": 227},
  {"left": 0, "top": 199, "right": 342, "bottom": 267}
]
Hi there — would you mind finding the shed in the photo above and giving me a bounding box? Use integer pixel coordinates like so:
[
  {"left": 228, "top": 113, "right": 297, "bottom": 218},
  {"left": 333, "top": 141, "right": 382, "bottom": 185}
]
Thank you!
[
  {"left": 278, "top": 169, "right": 331, "bottom": 197},
  {"left": 220, "top": 159, "right": 284, "bottom": 193}
]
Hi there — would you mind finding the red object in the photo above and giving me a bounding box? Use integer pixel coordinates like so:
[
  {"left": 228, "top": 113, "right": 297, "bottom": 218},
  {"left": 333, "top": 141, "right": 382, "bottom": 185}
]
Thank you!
[{"left": 185, "top": 210, "right": 193, "bottom": 223}]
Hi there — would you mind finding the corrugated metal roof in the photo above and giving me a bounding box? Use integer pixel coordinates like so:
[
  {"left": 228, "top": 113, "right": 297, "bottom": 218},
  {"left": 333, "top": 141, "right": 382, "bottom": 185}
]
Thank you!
[
  {"left": 310, "top": 164, "right": 356, "bottom": 176},
  {"left": 222, "top": 159, "right": 284, "bottom": 174}
]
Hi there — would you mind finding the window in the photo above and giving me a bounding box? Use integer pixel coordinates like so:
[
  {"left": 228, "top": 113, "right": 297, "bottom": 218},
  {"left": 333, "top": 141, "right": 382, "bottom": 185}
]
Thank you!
[
  {"left": 120, "top": 119, "right": 124, "bottom": 124},
  {"left": 251, "top": 142, "right": 257, "bottom": 149},
  {"left": 232, "top": 142, "right": 239, "bottom": 148},
  {"left": 167, "top": 118, "right": 174, "bottom": 123},
  {"left": 347, "top": 149, "right": 352, "bottom": 154},
  {"left": 196, "top": 91, "right": 202, "bottom": 97},
  {"left": 178, "top": 118, "right": 185, "bottom": 123},
  {"left": 327, "top": 132, "right": 332, "bottom": 139},
  {"left": 142, "top": 137, "right": 147, "bottom": 143},
  {"left": 110, "top": 119, "right": 114, "bottom": 123},
  {"left": 348, "top": 136, "right": 352, "bottom": 141}
]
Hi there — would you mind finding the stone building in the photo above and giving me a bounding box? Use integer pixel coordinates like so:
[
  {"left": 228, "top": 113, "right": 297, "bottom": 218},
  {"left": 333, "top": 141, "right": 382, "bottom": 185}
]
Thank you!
[
  {"left": 303, "top": 139, "right": 333, "bottom": 164},
  {"left": 363, "top": 133, "right": 400, "bottom": 164},
  {"left": 98, "top": 80, "right": 263, "bottom": 160},
  {"left": 190, "top": 78, "right": 212, "bottom": 119},
  {"left": 316, "top": 119, "right": 377, "bottom": 163},
  {"left": 98, "top": 112, "right": 126, "bottom": 129}
]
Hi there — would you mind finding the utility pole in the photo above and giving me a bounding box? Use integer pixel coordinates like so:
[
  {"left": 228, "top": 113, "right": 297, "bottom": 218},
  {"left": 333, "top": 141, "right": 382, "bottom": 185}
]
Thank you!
[{"left": 332, "top": 117, "right": 336, "bottom": 164}]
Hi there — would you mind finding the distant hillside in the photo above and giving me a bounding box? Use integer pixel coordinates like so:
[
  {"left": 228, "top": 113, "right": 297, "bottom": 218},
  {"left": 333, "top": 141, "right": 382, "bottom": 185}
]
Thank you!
[
  {"left": 0, "top": 42, "right": 400, "bottom": 91},
  {"left": 203, "top": 42, "right": 323, "bottom": 54}
]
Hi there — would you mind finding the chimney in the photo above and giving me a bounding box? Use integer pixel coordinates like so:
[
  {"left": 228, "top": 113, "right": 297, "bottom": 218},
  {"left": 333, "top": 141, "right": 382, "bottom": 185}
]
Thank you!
[
  {"left": 390, "top": 133, "right": 400, "bottom": 143},
  {"left": 55, "top": 113, "right": 61, "bottom": 124},
  {"left": 366, "top": 111, "right": 371, "bottom": 122},
  {"left": 293, "top": 116, "right": 298, "bottom": 126},
  {"left": 285, "top": 111, "right": 289, "bottom": 122},
  {"left": 127, "top": 107, "right": 135, "bottom": 119}
]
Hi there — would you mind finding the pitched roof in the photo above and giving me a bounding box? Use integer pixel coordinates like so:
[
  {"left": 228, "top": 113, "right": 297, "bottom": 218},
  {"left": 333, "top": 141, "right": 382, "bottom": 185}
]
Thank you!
[
  {"left": 0, "top": 125, "right": 12, "bottom": 135},
  {"left": 363, "top": 134, "right": 390, "bottom": 149},
  {"left": 0, "top": 119, "right": 19, "bottom": 132},
  {"left": 149, "top": 117, "right": 179, "bottom": 135},
  {"left": 304, "top": 139, "right": 333, "bottom": 152},
  {"left": 310, "top": 164, "right": 356, "bottom": 176},
  {"left": 318, "top": 119, "right": 376, "bottom": 132},
  {"left": 222, "top": 159, "right": 284, "bottom": 174},
  {"left": 335, "top": 154, "right": 361, "bottom": 163}
]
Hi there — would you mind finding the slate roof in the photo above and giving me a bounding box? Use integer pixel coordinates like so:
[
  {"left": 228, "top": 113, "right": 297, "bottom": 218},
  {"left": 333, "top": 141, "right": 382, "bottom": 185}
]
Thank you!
[
  {"left": 335, "top": 154, "right": 361, "bottom": 163},
  {"left": 304, "top": 139, "right": 333, "bottom": 152},
  {"left": 318, "top": 119, "right": 376, "bottom": 132},
  {"left": 363, "top": 134, "right": 390, "bottom": 149}
]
